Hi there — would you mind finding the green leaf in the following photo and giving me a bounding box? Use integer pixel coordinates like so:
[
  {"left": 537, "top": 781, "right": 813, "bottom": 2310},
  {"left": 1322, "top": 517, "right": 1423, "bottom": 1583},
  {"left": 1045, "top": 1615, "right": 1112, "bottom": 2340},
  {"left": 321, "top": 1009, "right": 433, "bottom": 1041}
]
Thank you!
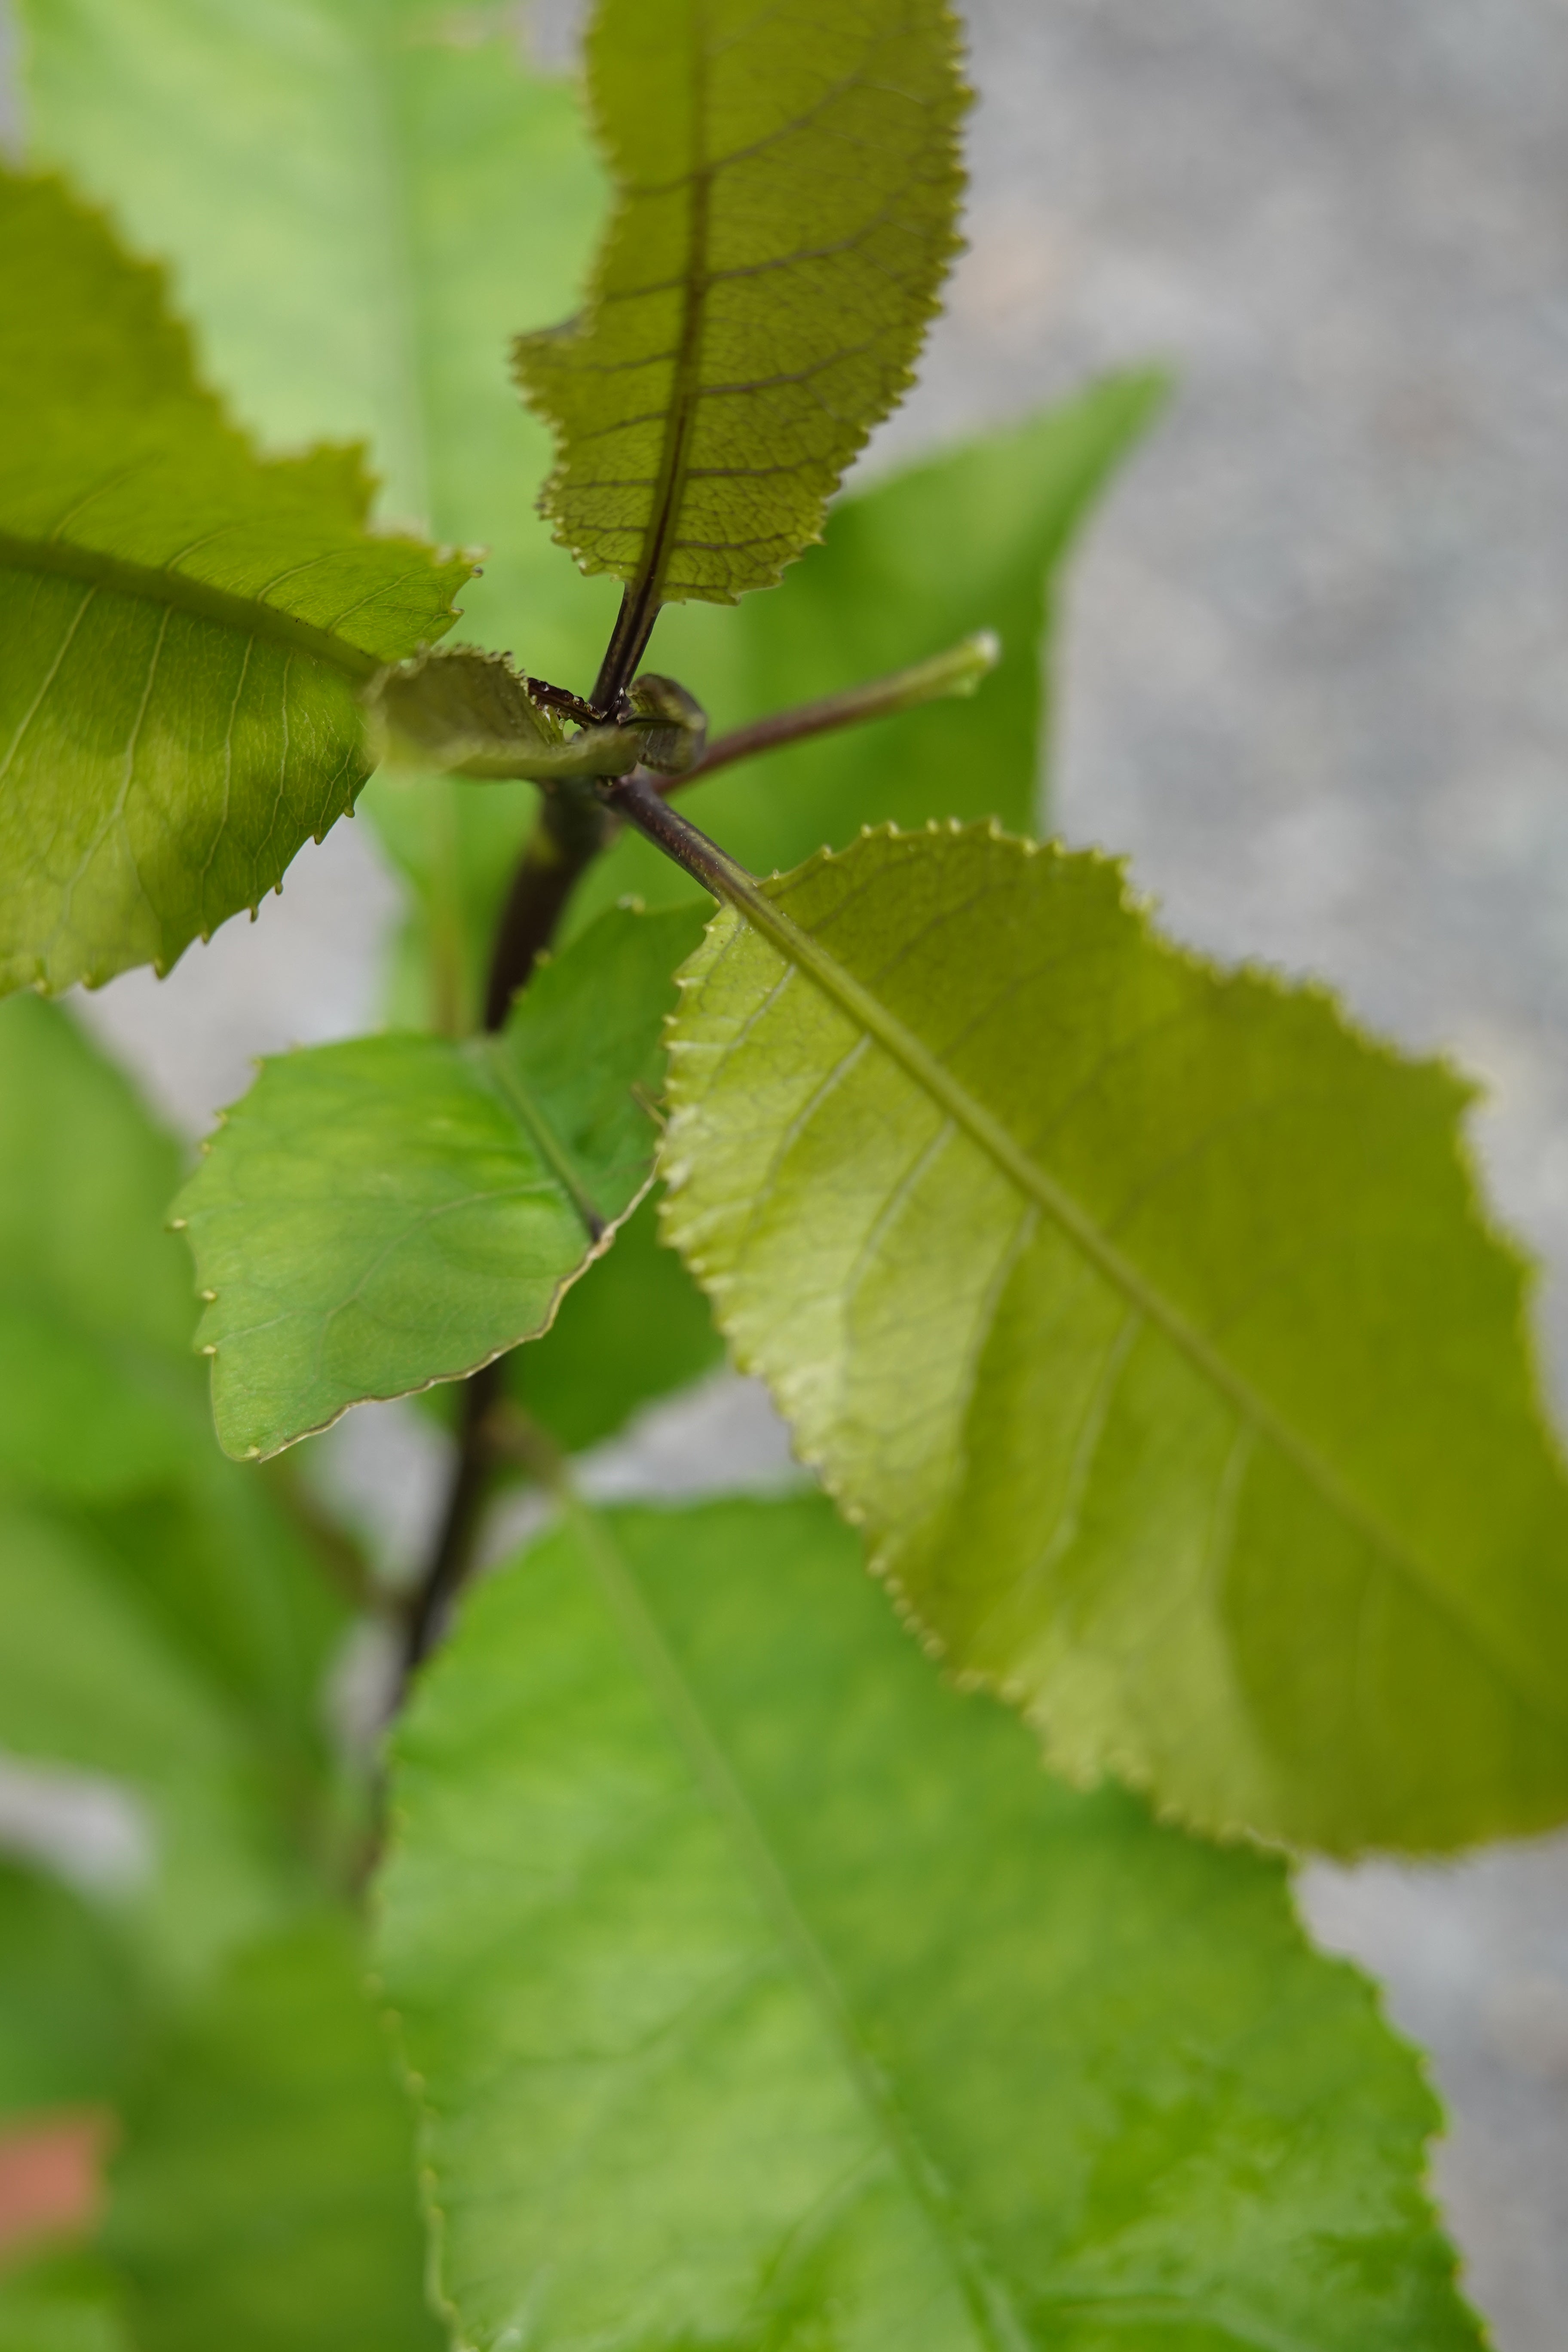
[
  {"left": 105, "top": 1914, "right": 442, "bottom": 2352},
  {"left": 0, "top": 2253, "right": 131, "bottom": 2352},
  {"left": 0, "top": 1502, "right": 317, "bottom": 1986},
  {"left": 0, "top": 994, "right": 191, "bottom": 1359},
  {"left": 0, "top": 170, "right": 472, "bottom": 996},
  {"left": 514, "top": 0, "right": 968, "bottom": 619},
  {"left": 505, "top": 1187, "right": 723, "bottom": 1456},
  {"left": 178, "top": 902, "right": 707, "bottom": 1460},
  {"left": 0, "top": 995, "right": 350, "bottom": 1972},
  {"left": 645, "top": 377, "right": 1167, "bottom": 865},
  {"left": 499, "top": 389, "right": 1162, "bottom": 1449},
  {"left": 19, "top": 0, "right": 619, "bottom": 1025},
  {"left": 378, "top": 1491, "right": 1479, "bottom": 2352},
  {"left": 18, "top": 0, "right": 613, "bottom": 677},
  {"left": 0, "top": 1864, "right": 145, "bottom": 2120},
  {"left": 661, "top": 825, "right": 1568, "bottom": 1855}
]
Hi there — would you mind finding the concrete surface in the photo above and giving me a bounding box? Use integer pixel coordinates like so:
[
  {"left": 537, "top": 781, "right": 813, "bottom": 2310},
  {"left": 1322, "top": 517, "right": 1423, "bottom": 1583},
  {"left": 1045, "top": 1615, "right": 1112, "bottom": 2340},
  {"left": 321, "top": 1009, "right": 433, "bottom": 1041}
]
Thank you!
[{"left": 6, "top": 0, "right": 1568, "bottom": 2339}]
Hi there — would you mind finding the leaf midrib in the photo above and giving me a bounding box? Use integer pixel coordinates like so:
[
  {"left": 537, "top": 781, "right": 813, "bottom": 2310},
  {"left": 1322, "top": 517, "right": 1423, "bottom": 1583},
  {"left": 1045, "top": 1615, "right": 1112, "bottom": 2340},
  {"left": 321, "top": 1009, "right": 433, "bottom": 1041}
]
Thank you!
[
  {"left": 570, "top": 1497, "right": 1030, "bottom": 2352},
  {"left": 0, "top": 530, "right": 377, "bottom": 680},
  {"left": 701, "top": 851, "right": 1568, "bottom": 1730}
]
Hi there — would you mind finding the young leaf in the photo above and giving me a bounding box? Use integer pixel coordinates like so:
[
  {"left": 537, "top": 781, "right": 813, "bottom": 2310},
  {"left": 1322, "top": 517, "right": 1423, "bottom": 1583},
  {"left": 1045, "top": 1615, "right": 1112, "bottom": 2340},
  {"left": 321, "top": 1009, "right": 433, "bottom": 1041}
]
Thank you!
[
  {"left": 0, "top": 170, "right": 472, "bottom": 995},
  {"left": 177, "top": 903, "right": 707, "bottom": 1460},
  {"left": 515, "top": 0, "right": 969, "bottom": 642},
  {"left": 378, "top": 1492, "right": 1480, "bottom": 2352},
  {"left": 105, "top": 1915, "right": 442, "bottom": 2352},
  {"left": 660, "top": 825, "right": 1568, "bottom": 1855}
]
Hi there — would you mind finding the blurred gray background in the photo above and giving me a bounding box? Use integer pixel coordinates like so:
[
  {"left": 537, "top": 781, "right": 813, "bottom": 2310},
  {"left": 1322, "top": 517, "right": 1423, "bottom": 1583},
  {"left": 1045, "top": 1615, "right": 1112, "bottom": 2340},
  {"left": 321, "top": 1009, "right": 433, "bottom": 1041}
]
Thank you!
[{"left": 6, "top": 0, "right": 1568, "bottom": 2341}]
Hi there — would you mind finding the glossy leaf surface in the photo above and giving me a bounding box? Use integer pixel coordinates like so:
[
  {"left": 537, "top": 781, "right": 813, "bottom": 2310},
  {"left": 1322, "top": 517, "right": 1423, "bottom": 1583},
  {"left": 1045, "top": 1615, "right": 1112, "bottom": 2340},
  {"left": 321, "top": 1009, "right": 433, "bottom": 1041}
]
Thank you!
[
  {"left": 0, "top": 172, "right": 470, "bottom": 995},
  {"left": 178, "top": 903, "right": 706, "bottom": 1459},
  {"left": 662, "top": 827, "right": 1568, "bottom": 1853},
  {"left": 515, "top": 0, "right": 968, "bottom": 608},
  {"left": 106, "top": 1916, "right": 441, "bottom": 2352},
  {"left": 380, "top": 1493, "right": 1479, "bottom": 2352}
]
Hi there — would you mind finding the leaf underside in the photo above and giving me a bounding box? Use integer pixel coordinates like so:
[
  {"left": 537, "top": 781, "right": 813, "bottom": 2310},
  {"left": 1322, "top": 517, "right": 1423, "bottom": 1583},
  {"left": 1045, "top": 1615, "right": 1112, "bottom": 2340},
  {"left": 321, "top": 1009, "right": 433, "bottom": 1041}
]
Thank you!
[
  {"left": 514, "top": 0, "right": 969, "bottom": 607},
  {"left": 0, "top": 170, "right": 471, "bottom": 995},
  {"left": 176, "top": 904, "right": 707, "bottom": 1460},
  {"left": 379, "top": 1493, "right": 1480, "bottom": 2352},
  {"left": 661, "top": 824, "right": 1568, "bottom": 1854}
]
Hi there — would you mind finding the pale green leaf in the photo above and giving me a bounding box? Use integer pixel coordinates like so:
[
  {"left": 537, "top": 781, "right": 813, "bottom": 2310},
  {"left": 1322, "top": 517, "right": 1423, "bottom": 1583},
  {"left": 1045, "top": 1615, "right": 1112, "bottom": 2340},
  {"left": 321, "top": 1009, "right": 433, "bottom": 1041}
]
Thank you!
[
  {"left": 0, "top": 169, "right": 472, "bottom": 995},
  {"left": 379, "top": 1491, "right": 1479, "bottom": 2352},
  {"left": 514, "top": 0, "right": 968, "bottom": 617},
  {"left": 661, "top": 825, "right": 1568, "bottom": 1854},
  {"left": 178, "top": 902, "right": 707, "bottom": 1459},
  {"left": 105, "top": 1915, "right": 442, "bottom": 2352}
]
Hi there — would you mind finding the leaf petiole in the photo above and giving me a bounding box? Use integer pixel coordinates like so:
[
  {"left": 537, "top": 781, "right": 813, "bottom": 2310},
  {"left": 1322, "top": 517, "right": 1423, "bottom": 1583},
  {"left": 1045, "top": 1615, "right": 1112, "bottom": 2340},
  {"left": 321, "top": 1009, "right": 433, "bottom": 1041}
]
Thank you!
[{"left": 667, "top": 630, "right": 1001, "bottom": 794}]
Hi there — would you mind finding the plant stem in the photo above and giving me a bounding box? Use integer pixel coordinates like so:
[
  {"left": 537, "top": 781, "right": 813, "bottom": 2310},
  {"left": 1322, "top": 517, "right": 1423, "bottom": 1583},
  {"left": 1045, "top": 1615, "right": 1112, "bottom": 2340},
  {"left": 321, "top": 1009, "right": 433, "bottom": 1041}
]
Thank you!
[
  {"left": 482, "top": 785, "right": 611, "bottom": 1029},
  {"left": 399, "top": 1359, "right": 504, "bottom": 1684},
  {"left": 606, "top": 767, "right": 768, "bottom": 907},
  {"left": 591, "top": 583, "right": 662, "bottom": 713},
  {"left": 668, "top": 631, "right": 1000, "bottom": 793},
  {"left": 399, "top": 784, "right": 609, "bottom": 1692}
]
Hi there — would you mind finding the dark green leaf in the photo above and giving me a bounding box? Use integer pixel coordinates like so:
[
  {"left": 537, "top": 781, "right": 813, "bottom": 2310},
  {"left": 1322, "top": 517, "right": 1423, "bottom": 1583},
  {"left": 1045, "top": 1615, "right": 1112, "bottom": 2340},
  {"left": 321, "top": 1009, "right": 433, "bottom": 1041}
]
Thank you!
[
  {"left": 379, "top": 1492, "right": 1480, "bottom": 2352},
  {"left": 177, "top": 903, "right": 707, "bottom": 1459},
  {"left": 105, "top": 1915, "right": 442, "bottom": 2352},
  {"left": 504, "top": 1187, "right": 723, "bottom": 1455},
  {"left": 662, "top": 825, "right": 1568, "bottom": 1853},
  {"left": 515, "top": 0, "right": 968, "bottom": 614},
  {"left": 0, "top": 171, "right": 472, "bottom": 994}
]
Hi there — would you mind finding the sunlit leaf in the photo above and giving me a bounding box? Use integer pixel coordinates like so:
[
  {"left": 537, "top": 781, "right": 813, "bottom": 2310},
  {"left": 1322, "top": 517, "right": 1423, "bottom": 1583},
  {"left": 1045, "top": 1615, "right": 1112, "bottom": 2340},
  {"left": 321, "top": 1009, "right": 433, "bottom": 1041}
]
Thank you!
[
  {"left": 661, "top": 825, "right": 1568, "bottom": 1853},
  {"left": 105, "top": 1915, "right": 441, "bottom": 2352},
  {"left": 177, "top": 903, "right": 707, "bottom": 1459},
  {"left": 0, "top": 171, "right": 472, "bottom": 995},
  {"left": 379, "top": 1492, "right": 1480, "bottom": 2352},
  {"left": 515, "top": 0, "right": 968, "bottom": 626}
]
